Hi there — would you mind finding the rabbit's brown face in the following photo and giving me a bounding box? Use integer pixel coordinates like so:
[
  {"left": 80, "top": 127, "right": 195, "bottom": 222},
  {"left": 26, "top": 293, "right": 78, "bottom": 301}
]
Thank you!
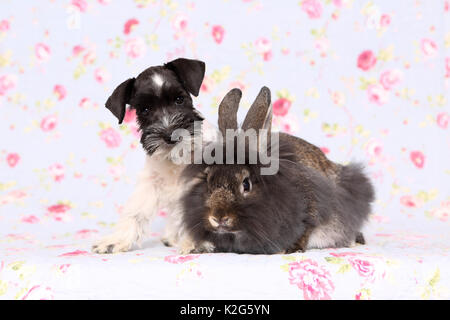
[{"left": 203, "top": 165, "right": 254, "bottom": 234}]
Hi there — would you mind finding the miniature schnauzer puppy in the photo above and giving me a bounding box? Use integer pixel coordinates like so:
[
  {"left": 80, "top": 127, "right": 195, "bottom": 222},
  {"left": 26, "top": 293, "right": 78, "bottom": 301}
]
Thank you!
[{"left": 92, "top": 58, "right": 208, "bottom": 254}]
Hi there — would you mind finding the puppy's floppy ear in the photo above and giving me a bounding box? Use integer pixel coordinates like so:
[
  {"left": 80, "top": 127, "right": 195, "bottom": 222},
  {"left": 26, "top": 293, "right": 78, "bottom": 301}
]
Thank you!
[
  {"left": 165, "top": 58, "right": 205, "bottom": 97},
  {"left": 242, "top": 86, "right": 272, "bottom": 132},
  {"left": 218, "top": 88, "right": 242, "bottom": 136},
  {"left": 105, "top": 78, "right": 135, "bottom": 124}
]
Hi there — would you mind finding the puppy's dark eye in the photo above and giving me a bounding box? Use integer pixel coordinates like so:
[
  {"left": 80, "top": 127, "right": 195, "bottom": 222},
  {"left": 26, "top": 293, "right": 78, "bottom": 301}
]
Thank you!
[
  {"left": 175, "top": 96, "right": 184, "bottom": 105},
  {"left": 242, "top": 177, "right": 251, "bottom": 193},
  {"left": 141, "top": 107, "right": 150, "bottom": 115}
]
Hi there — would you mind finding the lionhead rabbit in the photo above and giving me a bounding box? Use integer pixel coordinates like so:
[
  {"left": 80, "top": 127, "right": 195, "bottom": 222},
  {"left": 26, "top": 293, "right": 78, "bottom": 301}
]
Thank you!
[{"left": 179, "top": 87, "right": 375, "bottom": 254}]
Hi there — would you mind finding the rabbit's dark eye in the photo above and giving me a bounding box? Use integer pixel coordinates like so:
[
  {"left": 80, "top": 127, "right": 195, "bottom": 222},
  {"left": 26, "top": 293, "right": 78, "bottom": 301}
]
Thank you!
[
  {"left": 175, "top": 96, "right": 184, "bottom": 105},
  {"left": 242, "top": 177, "right": 251, "bottom": 193}
]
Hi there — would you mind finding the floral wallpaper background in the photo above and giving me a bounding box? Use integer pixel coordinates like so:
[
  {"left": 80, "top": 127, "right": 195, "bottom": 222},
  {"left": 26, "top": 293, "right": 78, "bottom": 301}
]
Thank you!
[{"left": 0, "top": 0, "right": 449, "bottom": 300}]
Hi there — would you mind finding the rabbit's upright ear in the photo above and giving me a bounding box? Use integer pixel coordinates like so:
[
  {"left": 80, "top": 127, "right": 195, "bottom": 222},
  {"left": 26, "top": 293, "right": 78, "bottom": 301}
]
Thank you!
[
  {"left": 218, "top": 88, "right": 242, "bottom": 136},
  {"left": 242, "top": 86, "right": 272, "bottom": 133}
]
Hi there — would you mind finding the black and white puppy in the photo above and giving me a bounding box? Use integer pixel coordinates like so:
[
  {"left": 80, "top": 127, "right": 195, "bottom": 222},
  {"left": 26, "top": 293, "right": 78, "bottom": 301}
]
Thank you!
[{"left": 92, "top": 58, "right": 211, "bottom": 254}]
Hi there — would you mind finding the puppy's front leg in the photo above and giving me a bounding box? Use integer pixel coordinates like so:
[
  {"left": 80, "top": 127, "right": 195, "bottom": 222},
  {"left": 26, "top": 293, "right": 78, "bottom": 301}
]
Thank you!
[{"left": 92, "top": 164, "right": 160, "bottom": 254}]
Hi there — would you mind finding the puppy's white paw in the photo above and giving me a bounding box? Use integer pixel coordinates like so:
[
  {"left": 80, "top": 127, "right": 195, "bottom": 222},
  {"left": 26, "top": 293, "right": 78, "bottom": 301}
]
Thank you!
[{"left": 92, "top": 236, "right": 133, "bottom": 254}]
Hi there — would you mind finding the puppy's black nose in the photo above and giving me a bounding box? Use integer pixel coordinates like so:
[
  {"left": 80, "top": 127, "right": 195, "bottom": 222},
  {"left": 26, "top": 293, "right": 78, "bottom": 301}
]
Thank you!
[{"left": 163, "top": 134, "right": 177, "bottom": 144}]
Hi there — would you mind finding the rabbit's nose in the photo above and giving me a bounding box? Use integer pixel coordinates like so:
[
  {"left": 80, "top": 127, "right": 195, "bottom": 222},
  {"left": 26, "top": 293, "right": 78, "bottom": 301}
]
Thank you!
[{"left": 208, "top": 215, "right": 233, "bottom": 228}]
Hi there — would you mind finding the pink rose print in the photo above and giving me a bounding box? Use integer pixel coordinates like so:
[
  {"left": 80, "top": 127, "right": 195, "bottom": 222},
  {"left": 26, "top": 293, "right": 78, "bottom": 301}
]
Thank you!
[
  {"left": 357, "top": 50, "right": 377, "bottom": 71},
  {"left": 0, "top": 74, "right": 17, "bottom": 96},
  {"left": 72, "top": 44, "right": 85, "bottom": 56},
  {"left": 172, "top": 13, "right": 188, "bottom": 31},
  {"left": 40, "top": 115, "right": 58, "bottom": 132},
  {"left": 0, "top": 19, "right": 10, "bottom": 32},
  {"left": 400, "top": 195, "right": 423, "bottom": 208},
  {"left": 35, "top": 43, "right": 51, "bottom": 62},
  {"left": 420, "top": 38, "right": 437, "bottom": 57},
  {"left": 125, "top": 37, "right": 146, "bottom": 59},
  {"left": 436, "top": 112, "right": 448, "bottom": 129},
  {"left": 100, "top": 127, "right": 121, "bottom": 148},
  {"left": 212, "top": 25, "right": 225, "bottom": 44},
  {"left": 58, "top": 250, "right": 90, "bottom": 257},
  {"left": 320, "top": 146, "right": 330, "bottom": 154},
  {"left": 301, "top": 0, "right": 323, "bottom": 19},
  {"left": 429, "top": 201, "right": 450, "bottom": 222},
  {"left": 71, "top": 0, "right": 88, "bottom": 12},
  {"left": 123, "top": 18, "right": 139, "bottom": 35},
  {"left": 46, "top": 203, "right": 72, "bottom": 222},
  {"left": 21, "top": 285, "right": 54, "bottom": 300},
  {"left": 164, "top": 255, "right": 200, "bottom": 264},
  {"left": 94, "top": 67, "right": 111, "bottom": 83},
  {"left": 380, "top": 14, "right": 391, "bottom": 27},
  {"left": 200, "top": 76, "right": 215, "bottom": 93},
  {"left": 367, "top": 84, "right": 388, "bottom": 106},
  {"left": 123, "top": 108, "right": 137, "bottom": 123},
  {"left": 82, "top": 49, "right": 96, "bottom": 65},
  {"left": 48, "top": 163, "right": 65, "bottom": 182},
  {"left": 379, "top": 69, "right": 402, "bottom": 90},
  {"left": 445, "top": 57, "right": 450, "bottom": 78},
  {"left": 75, "top": 229, "right": 99, "bottom": 239},
  {"left": 53, "top": 85, "right": 67, "bottom": 101},
  {"left": 288, "top": 259, "right": 334, "bottom": 300},
  {"left": 410, "top": 150, "right": 425, "bottom": 169},
  {"left": 365, "top": 139, "right": 383, "bottom": 158},
  {"left": 349, "top": 258, "right": 375, "bottom": 279},
  {"left": 254, "top": 37, "right": 272, "bottom": 54},
  {"left": 273, "top": 98, "right": 292, "bottom": 117},
  {"left": 6, "top": 152, "right": 20, "bottom": 168},
  {"left": 21, "top": 215, "right": 40, "bottom": 224}
]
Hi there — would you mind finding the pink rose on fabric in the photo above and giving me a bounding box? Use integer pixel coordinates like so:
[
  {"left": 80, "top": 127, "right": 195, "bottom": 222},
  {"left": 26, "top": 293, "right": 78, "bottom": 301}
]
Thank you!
[
  {"left": 53, "top": 85, "right": 67, "bottom": 101},
  {"left": 357, "top": 50, "right": 377, "bottom": 71},
  {"left": 21, "top": 285, "right": 54, "bottom": 300},
  {"left": 35, "top": 43, "right": 51, "bottom": 62},
  {"left": 420, "top": 38, "right": 438, "bottom": 57},
  {"left": 6, "top": 153, "right": 20, "bottom": 168},
  {"left": 367, "top": 84, "right": 388, "bottom": 106},
  {"left": 288, "top": 259, "right": 334, "bottom": 300},
  {"left": 263, "top": 50, "right": 273, "bottom": 61},
  {"left": 0, "top": 74, "right": 17, "bottom": 96},
  {"left": 379, "top": 69, "right": 402, "bottom": 90},
  {"left": 21, "top": 215, "right": 40, "bottom": 224},
  {"left": 82, "top": 49, "right": 96, "bottom": 65},
  {"left": 125, "top": 37, "right": 146, "bottom": 59},
  {"left": 445, "top": 57, "right": 450, "bottom": 78},
  {"left": 100, "top": 127, "right": 122, "bottom": 148},
  {"left": 0, "top": 19, "right": 10, "bottom": 32},
  {"left": 349, "top": 258, "right": 375, "bottom": 279},
  {"left": 48, "top": 163, "right": 65, "bottom": 182},
  {"left": 164, "top": 255, "right": 200, "bottom": 264},
  {"left": 212, "top": 25, "right": 225, "bottom": 44},
  {"left": 200, "top": 76, "right": 215, "bottom": 93},
  {"left": 410, "top": 150, "right": 425, "bottom": 169},
  {"left": 47, "top": 204, "right": 71, "bottom": 214},
  {"left": 72, "top": 45, "right": 85, "bottom": 56},
  {"left": 254, "top": 37, "right": 272, "bottom": 54},
  {"left": 429, "top": 201, "right": 450, "bottom": 222},
  {"left": 71, "top": 0, "right": 88, "bottom": 12},
  {"left": 123, "top": 108, "right": 137, "bottom": 123},
  {"left": 40, "top": 115, "right": 58, "bottom": 132},
  {"left": 75, "top": 229, "right": 99, "bottom": 239},
  {"left": 320, "top": 147, "right": 330, "bottom": 154},
  {"left": 332, "top": 0, "right": 343, "bottom": 7},
  {"left": 172, "top": 13, "right": 188, "bottom": 31},
  {"left": 273, "top": 98, "right": 292, "bottom": 117},
  {"left": 47, "top": 203, "right": 72, "bottom": 222},
  {"left": 380, "top": 14, "right": 391, "bottom": 27},
  {"left": 58, "top": 250, "right": 89, "bottom": 257},
  {"left": 301, "top": 0, "right": 323, "bottom": 19},
  {"left": 436, "top": 112, "right": 449, "bottom": 129},
  {"left": 400, "top": 195, "right": 422, "bottom": 208},
  {"left": 123, "top": 18, "right": 139, "bottom": 35},
  {"left": 365, "top": 139, "right": 383, "bottom": 157},
  {"left": 94, "top": 67, "right": 111, "bottom": 83}
]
